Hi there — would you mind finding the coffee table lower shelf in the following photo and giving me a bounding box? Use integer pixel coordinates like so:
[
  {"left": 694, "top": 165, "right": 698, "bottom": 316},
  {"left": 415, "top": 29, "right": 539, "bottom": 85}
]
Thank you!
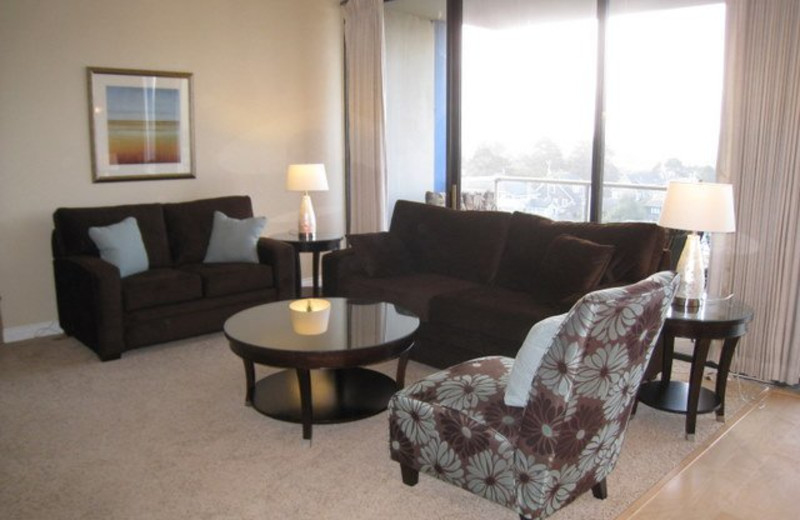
[
  {"left": 638, "top": 380, "right": 721, "bottom": 415},
  {"left": 251, "top": 368, "right": 399, "bottom": 425}
]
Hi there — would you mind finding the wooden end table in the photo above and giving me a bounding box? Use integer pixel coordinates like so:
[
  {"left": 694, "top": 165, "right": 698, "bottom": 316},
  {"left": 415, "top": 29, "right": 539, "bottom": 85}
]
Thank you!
[
  {"left": 224, "top": 298, "right": 419, "bottom": 440},
  {"left": 271, "top": 232, "right": 342, "bottom": 298},
  {"left": 637, "top": 298, "right": 754, "bottom": 440}
]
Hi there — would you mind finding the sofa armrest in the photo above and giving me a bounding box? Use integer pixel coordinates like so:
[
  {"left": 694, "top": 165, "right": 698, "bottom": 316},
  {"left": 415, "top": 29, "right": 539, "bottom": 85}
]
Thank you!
[
  {"left": 257, "top": 238, "right": 296, "bottom": 300},
  {"left": 322, "top": 248, "right": 365, "bottom": 297},
  {"left": 53, "top": 256, "right": 124, "bottom": 361}
]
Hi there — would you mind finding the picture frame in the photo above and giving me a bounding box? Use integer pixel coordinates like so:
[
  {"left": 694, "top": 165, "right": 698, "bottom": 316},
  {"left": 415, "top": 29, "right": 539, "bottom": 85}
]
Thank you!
[{"left": 87, "top": 67, "right": 195, "bottom": 182}]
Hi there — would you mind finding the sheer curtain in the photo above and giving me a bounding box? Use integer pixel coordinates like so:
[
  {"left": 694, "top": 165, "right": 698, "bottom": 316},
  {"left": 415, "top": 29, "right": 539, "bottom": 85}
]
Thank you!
[
  {"left": 342, "top": 0, "right": 388, "bottom": 234},
  {"left": 709, "top": 0, "right": 800, "bottom": 384}
]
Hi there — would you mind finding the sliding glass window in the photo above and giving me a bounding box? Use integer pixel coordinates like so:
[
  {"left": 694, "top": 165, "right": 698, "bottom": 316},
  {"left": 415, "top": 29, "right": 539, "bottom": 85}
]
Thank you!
[
  {"left": 603, "top": 2, "right": 726, "bottom": 222},
  {"left": 461, "top": 0, "right": 597, "bottom": 217},
  {"left": 456, "top": 0, "right": 725, "bottom": 222}
]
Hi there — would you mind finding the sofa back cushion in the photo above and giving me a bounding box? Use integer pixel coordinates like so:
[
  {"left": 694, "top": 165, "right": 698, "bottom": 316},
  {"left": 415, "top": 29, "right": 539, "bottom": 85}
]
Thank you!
[
  {"left": 389, "top": 200, "right": 511, "bottom": 283},
  {"left": 535, "top": 234, "right": 616, "bottom": 304},
  {"left": 163, "top": 196, "right": 254, "bottom": 265},
  {"left": 53, "top": 203, "right": 172, "bottom": 268},
  {"left": 495, "top": 212, "right": 666, "bottom": 293},
  {"left": 347, "top": 232, "right": 414, "bottom": 278}
]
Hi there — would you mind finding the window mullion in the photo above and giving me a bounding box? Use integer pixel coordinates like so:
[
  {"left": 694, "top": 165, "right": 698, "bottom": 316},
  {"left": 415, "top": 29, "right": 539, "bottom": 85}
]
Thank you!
[
  {"left": 446, "top": 0, "right": 463, "bottom": 209},
  {"left": 589, "top": 0, "right": 608, "bottom": 222}
]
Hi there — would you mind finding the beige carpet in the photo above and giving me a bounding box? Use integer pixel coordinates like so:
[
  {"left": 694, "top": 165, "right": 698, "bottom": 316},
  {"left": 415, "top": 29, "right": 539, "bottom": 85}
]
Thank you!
[{"left": 0, "top": 334, "right": 766, "bottom": 520}]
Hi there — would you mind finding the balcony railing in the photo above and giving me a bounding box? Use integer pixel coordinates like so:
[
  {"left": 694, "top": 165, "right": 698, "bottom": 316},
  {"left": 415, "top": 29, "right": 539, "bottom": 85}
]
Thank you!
[{"left": 461, "top": 174, "right": 668, "bottom": 222}]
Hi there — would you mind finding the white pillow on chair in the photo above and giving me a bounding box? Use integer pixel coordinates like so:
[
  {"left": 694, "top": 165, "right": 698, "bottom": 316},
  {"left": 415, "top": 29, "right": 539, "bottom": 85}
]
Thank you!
[{"left": 504, "top": 313, "right": 568, "bottom": 407}]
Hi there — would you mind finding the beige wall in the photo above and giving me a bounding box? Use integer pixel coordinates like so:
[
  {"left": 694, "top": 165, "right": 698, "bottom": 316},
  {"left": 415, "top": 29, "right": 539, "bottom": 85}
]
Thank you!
[{"left": 0, "top": 0, "right": 345, "bottom": 335}]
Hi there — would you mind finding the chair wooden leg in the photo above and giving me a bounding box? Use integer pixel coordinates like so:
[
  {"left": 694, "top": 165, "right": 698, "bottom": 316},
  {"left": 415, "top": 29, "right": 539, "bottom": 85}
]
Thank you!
[
  {"left": 400, "top": 464, "right": 419, "bottom": 486},
  {"left": 592, "top": 479, "right": 608, "bottom": 500}
]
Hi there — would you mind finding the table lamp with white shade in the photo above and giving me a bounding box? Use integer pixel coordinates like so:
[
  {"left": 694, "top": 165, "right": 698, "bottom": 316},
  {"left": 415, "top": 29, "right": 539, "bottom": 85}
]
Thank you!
[
  {"left": 658, "top": 181, "right": 736, "bottom": 309},
  {"left": 286, "top": 163, "right": 329, "bottom": 237}
]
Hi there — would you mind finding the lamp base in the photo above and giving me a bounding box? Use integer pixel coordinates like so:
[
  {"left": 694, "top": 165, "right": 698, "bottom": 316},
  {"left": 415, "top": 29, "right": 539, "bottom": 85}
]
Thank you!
[
  {"left": 298, "top": 192, "right": 316, "bottom": 236},
  {"left": 674, "top": 232, "right": 705, "bottom": 309}
]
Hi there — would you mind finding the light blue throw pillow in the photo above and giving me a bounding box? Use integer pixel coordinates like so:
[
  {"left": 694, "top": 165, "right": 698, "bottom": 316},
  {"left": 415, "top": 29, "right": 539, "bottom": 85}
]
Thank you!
[
  {"left": 504, "top": 313, "right": 568, "bottom": 407},
  {"left": 88, "top": 217, "right": 150, "bottom": 278},
  {"left": 204, "top": 211, "right": 267, "bottom": 264}
]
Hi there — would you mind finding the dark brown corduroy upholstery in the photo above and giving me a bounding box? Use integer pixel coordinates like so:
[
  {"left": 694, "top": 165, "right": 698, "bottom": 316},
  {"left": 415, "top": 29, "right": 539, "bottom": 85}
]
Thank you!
[
  {"left": 122, "top": 268, "right": 203, "bottom": 311},
  {"left": 324, "top": 200, "right": 669, "bottom": 368},
  {"left": 53, "top": 203, "right": 172, "bottom": 268},
  {"left": 533, "top": 234, "right": 616, "bottom": 304},
  {"left": 389, "top": 200, "right": 511, "bottom": 283},
  {"left": 495, "top": 211, "right": 666, "bottom": 292},
  {"left": 181, "top": 263, "right": 274, "bottom": 298},
  {"left": 52, "top": 196, "right": 295, "bottom": 361},
  {"left": 163, "top": 196, "right": 254, "bottom": 265},
  {"left": 339, "top": 273, "right": 482, "bottom": 321},
  {"left": 429, "top": 286, "right": 561, "bottom": 343},
  {"left": 346, "top": 232, "right": 414, "bottom": 278}
]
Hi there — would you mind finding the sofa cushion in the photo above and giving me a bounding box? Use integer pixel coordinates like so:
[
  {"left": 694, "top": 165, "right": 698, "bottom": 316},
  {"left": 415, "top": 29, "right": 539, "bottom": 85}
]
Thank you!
[
  {"left": 535, "top": 234, "right": 615, "bottom": 304},
  {"left": 163, "top": 196, "right": 255, "bottom": 265},
  {"left": 122, "top": 268, "right": 203, "bottom": 311},
  {"left": 495, "top": 212, "right": 665, "bottom": 292},
  {"left": 53, "top": 203, "right": 172, "bottom": 267},
  {"left": 204, "top": 211, "right": 267, "bottom": 264},
  {"left": 428, "top": 285, "right": 562, "bottom": 344},
  {"left": 88, "top": 217, "right": 150, "bottom": 278},
  {"left": 124, "top": 289, "right": 278, "bottom": 348},
  {"left": 389, "top": 200, "right": 511, "bottom": 283},
  {"left": 347, "top": 232, "right": 413, "bottom": 277},
  {"left": 340, "top": 273, "right": 483, "bottom": 321},
  {"left": 181, "top": 263, "right": 275, "bottom": 298}
]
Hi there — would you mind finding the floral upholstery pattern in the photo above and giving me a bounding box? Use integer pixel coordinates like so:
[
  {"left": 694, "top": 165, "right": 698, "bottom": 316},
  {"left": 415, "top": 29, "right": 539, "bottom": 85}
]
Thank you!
[{"left": 388, "top": 271, "right": 678, "bottom": 520}]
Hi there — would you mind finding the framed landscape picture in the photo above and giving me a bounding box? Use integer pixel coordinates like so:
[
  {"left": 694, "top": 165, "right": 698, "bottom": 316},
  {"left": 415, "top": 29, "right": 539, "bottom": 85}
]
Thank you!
[{"left": 87, "top": 67, "right": 195, "bottom": 182}]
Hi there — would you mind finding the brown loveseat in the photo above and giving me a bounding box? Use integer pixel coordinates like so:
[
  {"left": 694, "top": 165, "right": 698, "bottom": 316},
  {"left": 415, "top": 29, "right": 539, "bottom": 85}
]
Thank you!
[
  {"left": 52, "top": 196, "right": 295, "bottom": 361},
  {"left": 323, "top": 200, "right": 668, "bottom": 368}
]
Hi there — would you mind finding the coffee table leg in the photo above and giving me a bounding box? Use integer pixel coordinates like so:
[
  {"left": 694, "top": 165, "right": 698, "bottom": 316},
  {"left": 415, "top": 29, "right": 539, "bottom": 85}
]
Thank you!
[
  {"left": 296, "top": 369, "right": 313, "bottom": 440},
  {"left": 715, "top": 337, "right": 741, "bottom": 422},
  {"left": 242, "top": 359, "right": 255, "bottom": 406},
  {"left": 686, "top": 338, "right": 712, "bottom": 440}
]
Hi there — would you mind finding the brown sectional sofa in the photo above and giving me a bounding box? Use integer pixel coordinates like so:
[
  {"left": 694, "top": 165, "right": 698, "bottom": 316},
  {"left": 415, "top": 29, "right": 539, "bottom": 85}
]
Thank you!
[
  {"left": 52, "top": 196, "right": 295, "bottom": 361},
  {"left": 323, "top": 200, "right": 668, "bottom": 368}
]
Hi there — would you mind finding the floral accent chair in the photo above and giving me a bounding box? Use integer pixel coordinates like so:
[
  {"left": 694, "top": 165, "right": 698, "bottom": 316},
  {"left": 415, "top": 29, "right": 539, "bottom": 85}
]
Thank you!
[{"left": 388, "top": 271, "right": 678, "bottom": 520}]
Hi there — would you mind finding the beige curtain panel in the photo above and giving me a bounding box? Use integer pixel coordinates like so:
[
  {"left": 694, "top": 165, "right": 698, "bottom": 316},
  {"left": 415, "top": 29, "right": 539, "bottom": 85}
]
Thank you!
[
  {"left": 710, "top": 0, "right": 800, "bottom": 384},
  {"left": 343, "top": 0, "right": 388, "bottom": 234}
]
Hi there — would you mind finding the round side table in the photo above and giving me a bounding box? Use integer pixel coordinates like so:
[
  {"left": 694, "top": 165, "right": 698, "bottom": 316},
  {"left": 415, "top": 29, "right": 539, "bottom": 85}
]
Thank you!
[
  {"left": 637, "top": 298, "right": 754, "bottom": 440},
  {"left": 271, "top": 232, "right": 343, "bottom": 298}
]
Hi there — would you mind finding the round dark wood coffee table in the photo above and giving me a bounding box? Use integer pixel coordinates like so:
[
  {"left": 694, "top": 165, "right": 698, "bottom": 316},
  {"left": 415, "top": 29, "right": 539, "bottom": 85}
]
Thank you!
[{"left": 224, "top": 298, "right": 419, "bottom": 439}]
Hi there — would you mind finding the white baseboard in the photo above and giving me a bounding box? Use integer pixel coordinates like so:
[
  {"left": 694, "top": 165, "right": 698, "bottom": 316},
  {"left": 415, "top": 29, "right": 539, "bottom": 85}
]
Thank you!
[{"left": 3, "top": 321, "right": 63, "bottom": 344}]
